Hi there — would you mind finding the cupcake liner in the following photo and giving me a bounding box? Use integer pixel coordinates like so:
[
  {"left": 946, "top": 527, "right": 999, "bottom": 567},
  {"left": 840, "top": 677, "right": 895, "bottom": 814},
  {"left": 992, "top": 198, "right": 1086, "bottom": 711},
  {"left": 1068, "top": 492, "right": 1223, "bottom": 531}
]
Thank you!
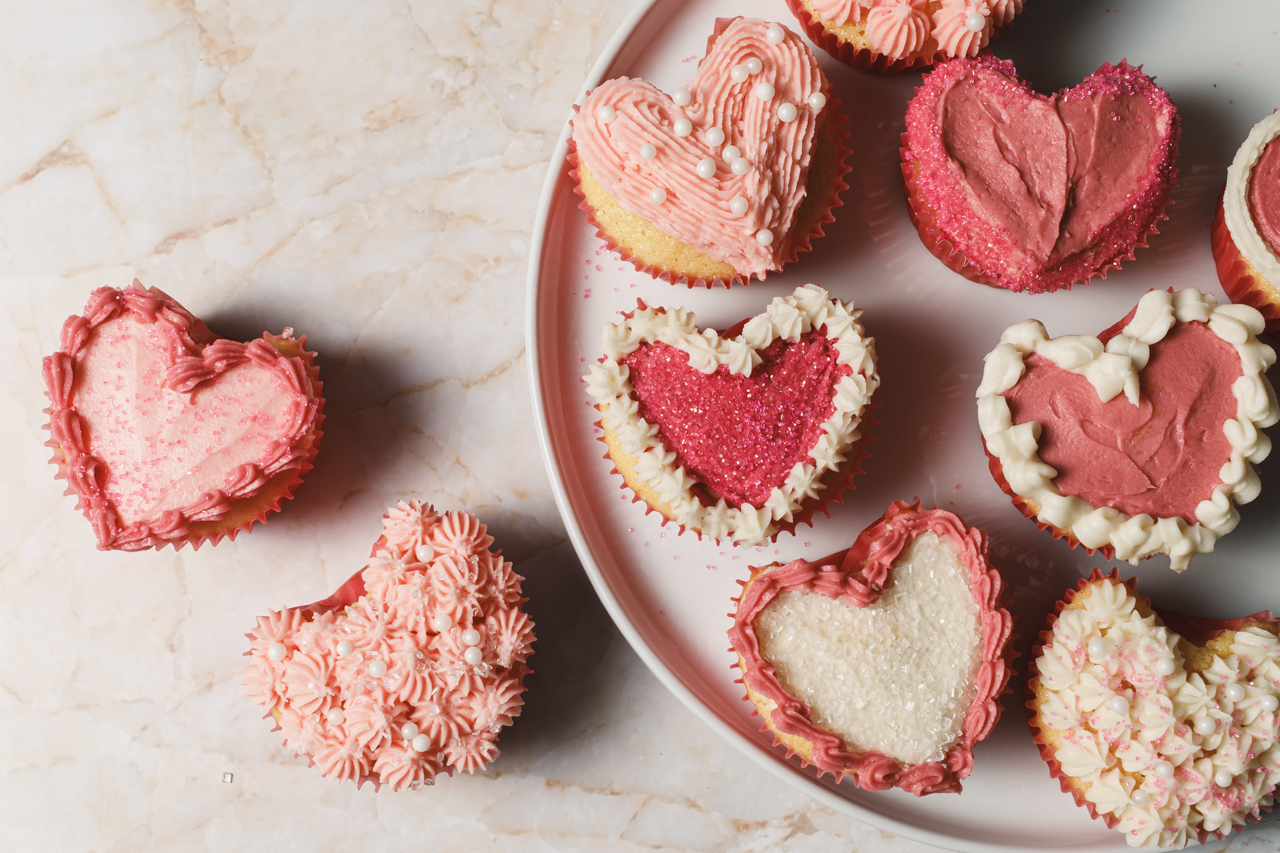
[{"left": 1210, "top": 192, "right": 1280, "bottom": 335}]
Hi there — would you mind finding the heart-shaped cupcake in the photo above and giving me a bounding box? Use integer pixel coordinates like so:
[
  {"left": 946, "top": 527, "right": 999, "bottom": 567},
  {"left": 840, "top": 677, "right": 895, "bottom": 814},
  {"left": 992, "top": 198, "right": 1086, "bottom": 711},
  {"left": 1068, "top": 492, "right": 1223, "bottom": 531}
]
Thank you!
[
  {"left": 977, "top": 289, "right": 1278, "bottom": 571},
  {"left": 42, "top": 283, "right": 323, "bottom": 551},
  {"left": 571, "top": 17, "right": 849, "bottom": 288},
  {"left": 729, "top": 500, "right": 1013, "bottom": 794},
  {"left": 584, "top": 284, "right": 878, "bottom": 546},
  {"left": 903, "top": 55, "right": 1180, "bottom": 293},
  {"left": 242, "top": 500, "right": 534, "bottom": 789},
  {"left": 1028, "top": 570, "right": 1280, "bottom": 849}
]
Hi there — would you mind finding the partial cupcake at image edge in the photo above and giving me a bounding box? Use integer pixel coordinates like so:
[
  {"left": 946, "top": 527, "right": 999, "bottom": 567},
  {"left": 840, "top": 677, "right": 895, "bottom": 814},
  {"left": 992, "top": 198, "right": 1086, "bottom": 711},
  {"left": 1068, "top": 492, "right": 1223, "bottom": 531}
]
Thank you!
[
  {"left": 42, "top": 282, "right": 324, "bottom": 551},
  {"left": 569, "top": 17, "right": 850, "bottom": 288},
  {"left": 1027, "top": 570, "right": 1280, "bottom": 849},
  {"left": 785, "top": 0, "right": 1027, "bottom": 74},
  {"left": 1212, "top": 110, "right": 1280, "bottom": 335},
  {"left": 583, "top": 284, "right": 878, "bottom": 547},
  {"left": 728, "top": 500, "right": 1013, "bottom": 795},
  {"left": 242, "top": 500, "right": 534, "bottom": 789}
]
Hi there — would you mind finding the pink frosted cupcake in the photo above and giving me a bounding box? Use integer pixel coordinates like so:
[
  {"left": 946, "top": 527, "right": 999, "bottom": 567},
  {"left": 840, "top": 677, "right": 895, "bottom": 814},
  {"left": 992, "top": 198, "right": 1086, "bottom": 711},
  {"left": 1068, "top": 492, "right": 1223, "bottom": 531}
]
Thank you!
[
  {"left": 785, "top": 0, "right": 1026, "bottom": 73},
  {"left": 242, "top": 500, "right": 534, "bottom": 789},
  {"left": 902, "top": 55, "right": 1180, "bottom": 293}
]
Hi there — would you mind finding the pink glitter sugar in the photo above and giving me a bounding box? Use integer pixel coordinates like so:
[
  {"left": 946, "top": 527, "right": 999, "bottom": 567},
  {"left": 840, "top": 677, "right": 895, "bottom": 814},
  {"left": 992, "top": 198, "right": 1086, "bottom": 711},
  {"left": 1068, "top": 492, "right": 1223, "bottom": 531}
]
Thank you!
[{"left": 624, "top": 331, "right": 849, "bottom": 509}]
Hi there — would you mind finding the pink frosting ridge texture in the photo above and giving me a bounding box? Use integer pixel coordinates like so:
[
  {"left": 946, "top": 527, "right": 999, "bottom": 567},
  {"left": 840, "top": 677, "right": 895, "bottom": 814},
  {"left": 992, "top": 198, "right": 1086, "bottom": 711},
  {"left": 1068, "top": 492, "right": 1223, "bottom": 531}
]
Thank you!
[
  {"left": 1004, "top": 322, "right": 1241, "bottom": 525},
  {"left": 42, "top": 283, "right": 322, "bottom": 551},
  {"left": 1249, "top": 135, "right": 1280, "bottom": 257},
  {"left": 903, "top": 55, "right": 1179, "bottom": 293},
  {"left": 242, "top": 501, "right": 534, "bottom": 790},
  {"left": 728, "top": 500, "right": 1012, "bottom": 794},
  {"left": 573, "top": 18, "right": 826, "bottom": 279},
  {"left": 798, "top": 0, "right": 1024, "bottom": 64}
]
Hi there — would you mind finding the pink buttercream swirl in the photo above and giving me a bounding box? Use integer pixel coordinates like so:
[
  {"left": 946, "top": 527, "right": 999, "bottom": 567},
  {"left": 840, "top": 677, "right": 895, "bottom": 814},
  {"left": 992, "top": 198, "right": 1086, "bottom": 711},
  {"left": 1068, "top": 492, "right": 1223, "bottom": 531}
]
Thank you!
[
  {"left": 40, "top": 282, "right": 323, "bottom": 551},
  {"left": 864, "top": 0, "right": 930, "bottom": 61},
  {"left": 242, "top": 500, "right": 534, "bottom": 790},
  {"left": 809, "top": 0, "right": 874, "bottom": 26},
  {"left": 573, "top": 18, "right": 826, "bottom": 279},
  {"left": 931, "top": 0, "right": 991, "bottom": 58},
  {"left": 728, "top": 500, "right": 1013, "bottom": 793}
]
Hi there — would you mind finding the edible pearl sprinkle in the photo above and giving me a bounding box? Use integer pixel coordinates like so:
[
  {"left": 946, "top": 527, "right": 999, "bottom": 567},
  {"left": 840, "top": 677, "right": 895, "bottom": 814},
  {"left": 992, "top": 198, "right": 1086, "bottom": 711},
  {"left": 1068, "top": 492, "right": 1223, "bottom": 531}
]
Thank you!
[
  {"left": 767, "top": 24, "right": 785, "bottom": 44},
  {"left": 722, "top": 145, "right": 741, "bottom": 162},
  {"left": 412, "top": 734, "right": 431, "bottom": 753},
  {"left": 729, "top": 196, "right": 748, "bottom": 216},
  {"left": 464, "top": 647, "right": 484, "bottom": 665},
  {"left": 597, "top": 105, "right": 616, "bottom": 123},
  {"left": 414, "top": 543, "right": 434, "bottom": 563},
  {"left": 1131, "top": 790, "right": 1151, "bottom": 808},
  {"left": 755, "top": 82, "right": 775, "bottom": 101},
  {"left": 777, "top": 103, "right": 797, "bottom": 123},
  {"left": 327, "top": 708, "right": 345, "bottom": 725},
  {"left": 401, "top": 722, "right": 419, "bottom": 740},
  {"left": 430, "top": 613, "right": 452, "bottom": 632},
  {"left": 639, "top": 142, "right": 656, "bottom": 160},
  {"left": 671, "top": 87, "right": 690, "bottom": 107},
  {"left": 336, "top": 640, "right": 354, "bottom": 657},
  {"left": 462, "top": 628, "right": 482, "bottom": 647},
  {"left": 696, "top": 158, "right": 716, "bottom": 179},
  {"left": 1194, "top": 716, "right": 1216, "bottom": 735},
  {"left": 965, "top": 11, "right": 986, "bottom": 31},
  {"left": 267, "top": 643, "right": 287, "bottom": 662},
  {"left": 1225, "top": 683, "right": 1246, "bottom": 702},
  {"left": 704, "top": 127, "right": 725, "bottom": 147},
  {"left": 744, "top": 56, "right": 762, "bottom": 75},
  {"left": 368, "top": 660, "right": 387, "bottom": 678},
  {"left": 1087, "top": 638, "right": 1112, "bottom": 661},
  {"left": 755, "top": 228, "right": 774, "bottom": 246},
  {"left": 1107, "top": 695, "right": 1130, "bottom": 716},
  {"left": 1152, "top": 761, "right": 1175, "bottom": 780},
  {"left": 731, "top": 157, "right": 750, "bottom": 176},
  {"left": 673, "top": 118, "right": 692, "bottom": 137},
  {"left": 649, "top": 187, "right": 667, "bottom": 205},
  {"left": 1260, "top": 695, "right": 1280, "bottom": 712},
  {"left": 1154, "top": 658, "right": 1175, "bottom": 676},
  {"left": 730, "top": 64, "right": 749, "bottom": 83},
  {"left": 808, "top": 92, "right": 827, "bottom": 110},
  {"left": 1215, "top": 770, "right": 1234, "bottom": 787}
]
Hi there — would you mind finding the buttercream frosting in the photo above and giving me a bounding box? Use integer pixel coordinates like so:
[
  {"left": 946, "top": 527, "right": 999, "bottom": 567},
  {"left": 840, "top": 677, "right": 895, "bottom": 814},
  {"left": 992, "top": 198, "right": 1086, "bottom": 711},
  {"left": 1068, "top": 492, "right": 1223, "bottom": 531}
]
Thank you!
[
  {"left": 584, "top": 284, "right": 878, "bottom": 546},
  {"left": 1225, "top": 111, "right": 1280, "bottom": 286},
  {"left": 977, "top": 289, "right": 1280, "bottom": 571},
  {"left": 804, "top": 0, "right": 1027, "bottom": 61},
  {"left": 242, "top": 501, "right": 533, "bottom": 789}
]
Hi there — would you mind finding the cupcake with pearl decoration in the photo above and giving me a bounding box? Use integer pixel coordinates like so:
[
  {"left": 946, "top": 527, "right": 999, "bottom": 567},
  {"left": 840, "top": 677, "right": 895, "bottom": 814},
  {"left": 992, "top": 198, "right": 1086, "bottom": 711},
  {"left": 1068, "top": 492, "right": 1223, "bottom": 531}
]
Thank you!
[
  {"left": 241, "top": 500, "right": 533, "bottom": 789},
  {"left": 1028, "top": 570, "right": 1280, "bottom": 848},
  {"left": 784, "top": 0, "right": 1026, "bottom": 73},
  {"left": 570, "top": 17, "right": 849, "bottom": 288}
]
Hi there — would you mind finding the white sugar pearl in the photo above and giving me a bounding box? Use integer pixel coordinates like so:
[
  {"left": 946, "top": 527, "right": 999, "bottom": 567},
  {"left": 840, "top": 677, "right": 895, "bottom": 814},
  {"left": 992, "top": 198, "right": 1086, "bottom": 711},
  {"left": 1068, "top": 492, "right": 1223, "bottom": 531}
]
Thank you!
[
  {"left": 464, "top": 646, "right": 484, "bottom": 665},
  {"left": 671, "top": 87, "right": 691, "bottom": 107},
  {"left": 336, "top": 640, "right": 354, "bottom": 657},
  {"left": 777, "top": 103, "right": 798, "bottom": 123},
  {"left": 966, "top": 11, "right": 986, "bottom": 31},
  {"left": 1107, "top": 696, "right": 1130, "bottom": 717},
  {"left": 597, "top": 105, "right": 616, "bottom": 123},
  {"left": 745, "top": 56, "right": 762, "bottom": 75},
  {"left": 414, "top": 543, "right": 434, "bottom": 563},
  {"left": 1260, "top": 695, "right": 1279, "bottom": 712},
  {"left": 731, "top": 157, "right": 751, "bottom": 176},
  {"left": 649, "top": 187, "right": 667, "bottom": 205},
  {"left": 696, "top": 158, "right": 716, "bottom": 179},
  {"left": 1154, "top": 658, "right": 1175, "bottom": 677},
  {"left": 755, "top": 229, "right": 774, "bottom": 246},
  {"left": 327, "top": 708, "right": 345, "bottom": 726},
  {"left": 401, "top": 722, "right": 419, "bottom": 740},
  {"left": 462, "top": 628, "right": 482, "bottom": 647},
  {"left": 1215, "top": 770, "right": 1234, "bottom": 787},
  {"left": 808, "top": 92, "right": 827, "bottom": 110},
  {"left": 673, "top": 118, "right": 692, "bottom": 137},
  {"left": 430, "top": 613, "right": 452, "bottom": 632},
  {"left": 767, "top": 24, "right": 786, "bottom": 44},
  {"left": 267, "top": 643, "right": 287, "bottom": 662},
  {"left": 1152, "top": 761, "right": 1174, "bottom": 780},
  {"left": 730, "top": 64, "right": 749, "bottom": 83},
  {"left": 722, "top": 145, "right": 741, "bottom": 162},
  {"left": 1087, "top": 638, "right": 1112, "bottom": 661},
  {"left": 1194, "top": 716, "right": 1216, "bottom": 736},
  {"left": 639, "top": 143, "right": 657, "bottom": 160},
  {"left": 1130, "top": 789, "right": 1151, "bottom": 808},
  {"left": 412, "top": 733, "right": 431, "bottom": 753},
  {"left": 368, "top": 660, "right": 387, "bottom": 678},
  {"left": 704, "top": 127, "right": 725, "bottom": 147},
  {"left": 1225, "top": 683, "right": 1246, "bottom": 702},
  {"left": 729, "top": 196, "right": 748, "bottom": 216},
  {"left": 755, "top": 82, "right": 775, "bottom": 101}
]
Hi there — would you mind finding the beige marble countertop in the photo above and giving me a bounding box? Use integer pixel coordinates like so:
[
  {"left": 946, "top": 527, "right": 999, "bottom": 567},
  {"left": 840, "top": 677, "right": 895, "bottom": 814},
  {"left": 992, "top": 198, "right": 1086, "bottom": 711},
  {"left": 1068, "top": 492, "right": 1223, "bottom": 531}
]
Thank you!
[{"left": 2, "top": 1, "right": 1278, "bottom": 851}]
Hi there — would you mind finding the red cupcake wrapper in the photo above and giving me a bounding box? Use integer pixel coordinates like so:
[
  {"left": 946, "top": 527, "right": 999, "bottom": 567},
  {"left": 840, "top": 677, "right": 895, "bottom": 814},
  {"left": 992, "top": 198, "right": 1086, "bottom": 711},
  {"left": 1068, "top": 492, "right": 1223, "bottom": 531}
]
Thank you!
[
  {"left": 1025, "top": 569, "right": 1277, "bottom": 846},
  {"left": 1210, "top": 192, "right": 1280, "bottom": 335}
]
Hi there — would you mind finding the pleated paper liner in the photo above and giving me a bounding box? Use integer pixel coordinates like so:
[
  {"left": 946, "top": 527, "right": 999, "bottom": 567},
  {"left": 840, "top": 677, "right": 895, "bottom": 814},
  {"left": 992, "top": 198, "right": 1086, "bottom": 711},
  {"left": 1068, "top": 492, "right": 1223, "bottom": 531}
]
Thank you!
[
  {"left": 1210, "top": 193, "right": 1280, "bottom": 336},
  {"left": 1025, "top": 569, "right": 1278, "bottom": 847},
  {"left": 900, "top": 134, "right": 1176, "bottom": 294}
]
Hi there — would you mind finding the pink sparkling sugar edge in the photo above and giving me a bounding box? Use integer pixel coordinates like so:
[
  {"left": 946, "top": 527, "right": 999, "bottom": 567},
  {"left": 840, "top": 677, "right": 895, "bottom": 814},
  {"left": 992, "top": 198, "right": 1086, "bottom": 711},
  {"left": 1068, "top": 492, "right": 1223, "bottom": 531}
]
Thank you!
[
  {"left": 241, "top": 501, "right": 535, "bottom": 791},
  {"left": 728, "top": 500, "right": 1014, "bottom": 795},
  {"left": 1025, "top": 569, "right": 1278, "bottom": 845},
  {"left": 1212, "top": 194, "right": 1280, "bottom": 335},
  {"left": 901, "top": 55, "right": 1180, "bottom": 294},
  {"left": 40, "top": 282, "right": 324, "bottom": 552}
]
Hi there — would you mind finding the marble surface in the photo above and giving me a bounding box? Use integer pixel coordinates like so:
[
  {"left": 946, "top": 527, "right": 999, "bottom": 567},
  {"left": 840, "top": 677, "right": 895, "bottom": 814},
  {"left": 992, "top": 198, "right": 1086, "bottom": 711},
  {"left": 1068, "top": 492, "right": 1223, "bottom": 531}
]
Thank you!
[{"left": 1, "top": 1, "right": 1278, "bottom": 851}]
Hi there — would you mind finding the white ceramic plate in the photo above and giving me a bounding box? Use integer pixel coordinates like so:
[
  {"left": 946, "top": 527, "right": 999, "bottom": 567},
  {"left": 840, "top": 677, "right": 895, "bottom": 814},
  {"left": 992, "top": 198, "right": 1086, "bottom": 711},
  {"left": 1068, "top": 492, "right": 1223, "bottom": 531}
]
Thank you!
[{"left": 527, "top": 1, "right": 1280, "bottom": 849}]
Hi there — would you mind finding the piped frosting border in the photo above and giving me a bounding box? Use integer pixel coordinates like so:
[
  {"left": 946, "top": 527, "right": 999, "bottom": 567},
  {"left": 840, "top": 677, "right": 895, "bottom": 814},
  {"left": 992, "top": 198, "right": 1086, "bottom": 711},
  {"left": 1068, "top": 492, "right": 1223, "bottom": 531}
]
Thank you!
[
  {"left": 584, "top": 284, "right": 878, "bottom": 545},
  {"left": 1224, "top": 112, "right": 1280, "bottom": 288},
  {"left": 976, "top": 289, "right": 1279, "bottom": 572}
]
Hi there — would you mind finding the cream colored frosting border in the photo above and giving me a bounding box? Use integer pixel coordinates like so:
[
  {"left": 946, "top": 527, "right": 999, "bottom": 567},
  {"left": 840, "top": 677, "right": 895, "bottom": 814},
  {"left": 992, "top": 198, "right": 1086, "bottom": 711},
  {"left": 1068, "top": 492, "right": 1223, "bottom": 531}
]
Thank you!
[
  {"left": 977, "top": 289, "right": 1280, "bottom": 572},
  {"left": 584, "top": 284, "right": 878, "bottom": 545},
  {"left": 1224, "top": 111, "right": 1280, "bottom": 286}
]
